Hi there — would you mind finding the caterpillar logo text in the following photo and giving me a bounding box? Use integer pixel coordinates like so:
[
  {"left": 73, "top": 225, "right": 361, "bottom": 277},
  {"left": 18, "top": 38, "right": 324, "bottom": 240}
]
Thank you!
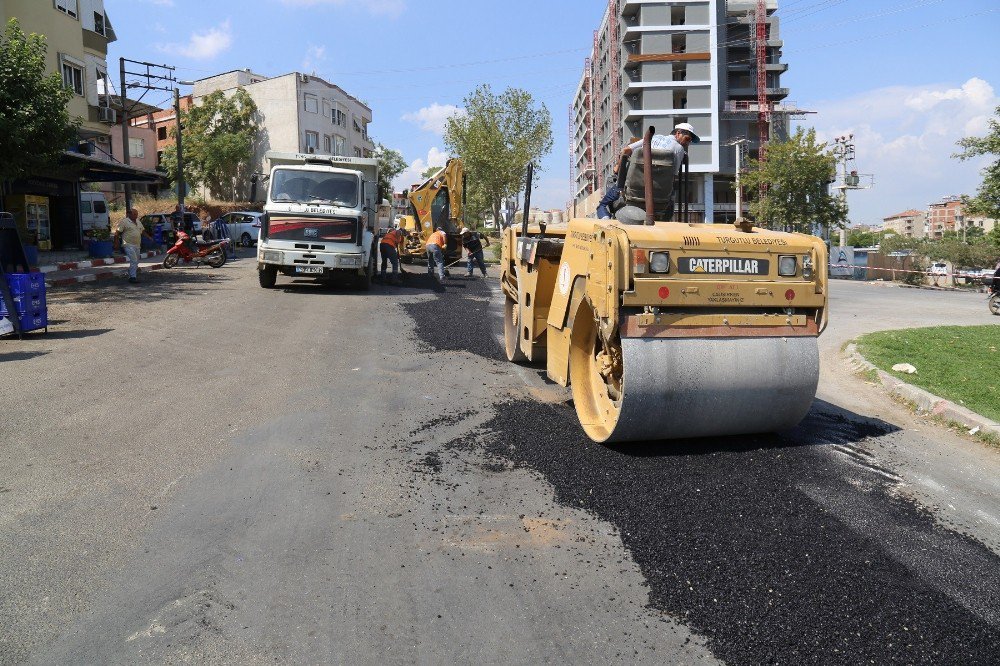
[{"left": 678, "top": 257, "right": 769, "bottom": 275}]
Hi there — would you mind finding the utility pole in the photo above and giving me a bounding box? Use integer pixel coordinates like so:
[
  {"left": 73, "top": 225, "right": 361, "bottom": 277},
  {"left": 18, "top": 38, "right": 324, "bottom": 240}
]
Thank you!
[
  {"left": 174, "top": 87, "right": 185, "bottom": 222},
  {"left": 118, "top": 58, "right": 176, "bottom": 212},
  {"left": 725, "top": 138, "right": 748, "bottom": 224},
  {"left": 832, "top": 134, "right": 871, "bottom": 247}
]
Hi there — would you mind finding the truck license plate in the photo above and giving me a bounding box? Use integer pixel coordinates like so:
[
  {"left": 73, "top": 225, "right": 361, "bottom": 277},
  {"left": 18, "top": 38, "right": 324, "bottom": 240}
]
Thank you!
[{"left": 296, "top": 266, "right": 324, "bottom": 275}]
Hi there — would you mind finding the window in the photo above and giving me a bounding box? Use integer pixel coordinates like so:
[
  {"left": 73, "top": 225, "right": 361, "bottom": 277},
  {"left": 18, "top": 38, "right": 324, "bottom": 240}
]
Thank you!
[
  {"left": 304, "top": 94, "right": 318, "bottom": 113},
  {"left": 353, "top": 117, "right": 362, "bottom": 133},
  {"left": 55, "top": 0, "right": 78, "bottom": 19},
  {"left": 94, "top": 200, "right": 107, "bottom": 214},
  {"left": 334, "top": 108, "right": 347, "bottom": 128},
  {"left": 304, "top": 131, "right": 319, "bottom": 152},
  {"left": 93, "top": 11, "right": 105, "bottom": 36},
  {"left": 60, "top": 56, "right": 84, "bottom": 95},
  {"left": 157, "top": 126, "right": 167, "bottom": 140},
  {"left": 353, "top": 147, "right": 363, "bottom": 157},
  {"left": 323, "top": 134, "right": 332, "bottom": 153},
  {"left": 334, "top": 135, "right": 346, "bottom": 156},
  {"left": 322, "top": 99, "right": 331, "bottom": 119},
  {"left": 129, "top": 138, "right": 145, "bottom": 159}
]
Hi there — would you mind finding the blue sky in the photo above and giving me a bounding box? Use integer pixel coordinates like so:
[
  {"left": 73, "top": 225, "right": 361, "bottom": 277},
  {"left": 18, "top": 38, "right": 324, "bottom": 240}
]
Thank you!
[{"left": 107, "top": 0, "right": 1000, "bottom": 222}]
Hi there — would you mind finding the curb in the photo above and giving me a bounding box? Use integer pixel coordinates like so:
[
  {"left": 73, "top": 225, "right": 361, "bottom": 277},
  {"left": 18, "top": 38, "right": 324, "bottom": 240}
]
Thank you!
[
  {"left": 32, "top": 251, "right": 160, "bottom": 275},
  {"left": 47, "top": 263, "right": 166, "bottom": 287},
  {"left": 845, "top": 343, "right": 1000, "bottom": 437}
]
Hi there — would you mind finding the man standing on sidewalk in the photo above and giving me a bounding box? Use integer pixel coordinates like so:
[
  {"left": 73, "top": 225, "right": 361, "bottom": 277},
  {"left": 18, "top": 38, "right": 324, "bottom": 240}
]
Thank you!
[{"left": 114, "top": 208, "right": 152, "bottom": 284}]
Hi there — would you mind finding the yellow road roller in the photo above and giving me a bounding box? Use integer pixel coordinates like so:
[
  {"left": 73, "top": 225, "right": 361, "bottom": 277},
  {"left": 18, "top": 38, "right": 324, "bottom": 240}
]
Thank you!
[{"left": 500, "top": 137, "right": 828, "bottom": 443}]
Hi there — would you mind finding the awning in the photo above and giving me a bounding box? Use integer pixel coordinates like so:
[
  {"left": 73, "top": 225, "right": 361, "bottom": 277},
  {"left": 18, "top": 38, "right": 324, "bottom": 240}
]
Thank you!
[{"left": 60, "top": 151, "right": 165, "bottom": 184}]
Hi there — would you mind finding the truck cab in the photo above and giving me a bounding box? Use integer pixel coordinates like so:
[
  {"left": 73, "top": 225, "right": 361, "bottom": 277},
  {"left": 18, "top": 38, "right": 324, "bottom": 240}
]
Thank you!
[{"left": 256, "top": 152, "right": 379, "bottom": 290}]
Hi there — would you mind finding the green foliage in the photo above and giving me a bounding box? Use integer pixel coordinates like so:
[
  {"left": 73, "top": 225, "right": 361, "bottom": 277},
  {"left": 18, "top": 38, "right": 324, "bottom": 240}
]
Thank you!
[
  {"left": 857, "top": 326, "right": 1000, "bottom": 422},
  {"left": 0, "top": 19, "right": 80, "bottom": 184},
  {"left": 160, "top": 88, "right": 260, "bottom": 200},
  {"left": 847, "top": 230, "right": 879, "bottom": 247},
  {"left": 444, "top": 84, "right": 553, "bottom": 229},
  {"left": 954, "top": 104, "right": 1000, "bottom": 220},
  {"left": 740, "top": 127, "right": 847, "bottom": 234},
  {"left": 374, "top": 143, "right": 406, "bottom": 202},
  {"left": 420, "top": 165, "right": 441, "bottom": 180}
]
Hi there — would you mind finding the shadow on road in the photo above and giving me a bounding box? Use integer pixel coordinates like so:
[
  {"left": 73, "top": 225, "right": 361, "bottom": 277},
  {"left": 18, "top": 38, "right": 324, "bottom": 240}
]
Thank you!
[{"left": 0, "top": 350, "right": 51, "bottom": 362}]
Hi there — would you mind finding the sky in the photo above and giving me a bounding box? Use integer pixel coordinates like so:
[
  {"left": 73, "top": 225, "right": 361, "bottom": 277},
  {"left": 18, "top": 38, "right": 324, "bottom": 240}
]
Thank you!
[{"left": 105, "top": 0, "right": 1000, "bottom": 223}]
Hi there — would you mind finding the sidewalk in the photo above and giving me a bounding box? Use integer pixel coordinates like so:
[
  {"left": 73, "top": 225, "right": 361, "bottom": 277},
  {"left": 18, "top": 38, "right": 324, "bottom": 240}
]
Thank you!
[
  {"left": 846, "top": 343, "right": 1000, "bottom": 438},
  {"left": 43, "top": 253, "right": 168, "bottom": 287}
]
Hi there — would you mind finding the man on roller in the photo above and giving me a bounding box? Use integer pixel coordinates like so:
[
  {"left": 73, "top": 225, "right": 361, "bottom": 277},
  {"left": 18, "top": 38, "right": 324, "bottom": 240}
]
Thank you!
[{"left": 596, "top": 122, "right": 699, "bottom": 220}]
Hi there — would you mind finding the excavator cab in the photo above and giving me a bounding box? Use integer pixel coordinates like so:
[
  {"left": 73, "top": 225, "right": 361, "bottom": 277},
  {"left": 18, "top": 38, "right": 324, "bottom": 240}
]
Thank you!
[{"left": 613, "top": 146, "right": 676, "bottom": 224}]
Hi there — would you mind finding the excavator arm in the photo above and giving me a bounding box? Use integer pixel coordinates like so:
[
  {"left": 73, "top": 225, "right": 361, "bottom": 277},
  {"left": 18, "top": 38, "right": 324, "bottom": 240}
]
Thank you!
[{"left": 400, "top": 157, "right": 465, "bottom": 260}]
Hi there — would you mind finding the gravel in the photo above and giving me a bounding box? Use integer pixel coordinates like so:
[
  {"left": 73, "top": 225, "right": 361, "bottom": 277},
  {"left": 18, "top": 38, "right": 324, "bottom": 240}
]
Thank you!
[{"left": 404, "top": 280, "right": 1000, "bottom": 665}]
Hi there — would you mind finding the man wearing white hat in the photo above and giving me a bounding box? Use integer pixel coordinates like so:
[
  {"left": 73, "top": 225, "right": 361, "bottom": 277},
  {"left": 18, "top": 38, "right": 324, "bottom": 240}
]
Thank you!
[{"left": 596, "top": 122, "right": 700, "bottom": 220}]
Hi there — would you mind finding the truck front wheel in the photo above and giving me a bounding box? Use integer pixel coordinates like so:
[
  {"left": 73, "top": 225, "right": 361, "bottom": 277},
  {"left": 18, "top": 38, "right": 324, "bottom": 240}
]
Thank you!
[
  {"left": 259, "top": 265, "right": 277, "bottom": 288},
  {"left": 354, "top": 249, "right": 375, "bottom": 291}
]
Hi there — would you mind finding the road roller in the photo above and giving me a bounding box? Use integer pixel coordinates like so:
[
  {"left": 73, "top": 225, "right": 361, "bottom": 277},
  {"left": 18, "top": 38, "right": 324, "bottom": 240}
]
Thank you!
[{"left": 500, "top": 135, "right": 828, "bottom": 443}]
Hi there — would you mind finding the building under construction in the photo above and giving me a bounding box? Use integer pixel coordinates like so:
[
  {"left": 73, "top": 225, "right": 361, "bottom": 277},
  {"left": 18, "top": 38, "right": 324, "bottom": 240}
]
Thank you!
[{"left": 571, "top": 0, "right": 806, "bottom": 221}]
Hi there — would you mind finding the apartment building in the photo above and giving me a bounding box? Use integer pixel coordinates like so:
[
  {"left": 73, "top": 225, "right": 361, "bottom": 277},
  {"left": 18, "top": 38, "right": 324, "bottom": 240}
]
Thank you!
[
  {"left": 0, "top": 0, "right": 161, "bottom": 250},
  {"left": 926, "top": 195, "right": 962, "bottom": 240},
  {"left": 571, "top": 0, "right": 791, "bottom": 222},
  {"left": 191, "top": 69, "right": 374, "bottom": 195},
  {"left": 882, "top": 209, "right": 927, "bottom": 239}
]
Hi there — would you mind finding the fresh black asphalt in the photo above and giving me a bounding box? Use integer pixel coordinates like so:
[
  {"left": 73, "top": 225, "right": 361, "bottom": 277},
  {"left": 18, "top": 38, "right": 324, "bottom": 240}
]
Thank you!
[{"left": 403, "top": 277, "right": 1000, "bottom": 665}]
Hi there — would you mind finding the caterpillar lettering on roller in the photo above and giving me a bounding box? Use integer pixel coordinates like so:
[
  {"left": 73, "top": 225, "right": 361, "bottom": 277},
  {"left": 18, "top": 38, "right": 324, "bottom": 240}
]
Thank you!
[{"left": 500, "top": 128, "right": 828, "bottom": 443}]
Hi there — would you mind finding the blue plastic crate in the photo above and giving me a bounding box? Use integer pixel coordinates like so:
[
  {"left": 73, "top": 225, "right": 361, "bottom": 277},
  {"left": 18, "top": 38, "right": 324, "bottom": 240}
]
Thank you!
[
  {"left": 0, "top": 292, "right": 45, "bottom": 316},
  {"left": 3, "top": 272, "right": 45, "bottom": 298},
  {"left": 7, "top": 308, "right": 47, "bottom": 333}
]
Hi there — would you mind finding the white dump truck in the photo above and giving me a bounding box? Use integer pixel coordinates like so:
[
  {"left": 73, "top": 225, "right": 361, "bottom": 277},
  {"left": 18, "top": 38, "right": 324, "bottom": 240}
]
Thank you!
[{"left": 253, "top": 151, "right": 379, "bottom": 289}]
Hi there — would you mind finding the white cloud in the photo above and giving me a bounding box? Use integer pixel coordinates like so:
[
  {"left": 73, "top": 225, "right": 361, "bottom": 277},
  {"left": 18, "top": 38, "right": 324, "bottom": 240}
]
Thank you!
[
  {"left": 393, "top": 147, "right": 449, "bottom": 192},
  {"left": 156, "top": 20, "right": 232, "bottom": 60},
  {"left": 401, "top": 103, "right": 464, "bottom": 135},
  {"left": 803, "top": 77, "right": 998, "bottom": 224},
  {"left": 279, "top": 0, "right": 406, "bottom": 18},
  {"left": 302, "top": 45, "right": 326, "bottom": 73}
]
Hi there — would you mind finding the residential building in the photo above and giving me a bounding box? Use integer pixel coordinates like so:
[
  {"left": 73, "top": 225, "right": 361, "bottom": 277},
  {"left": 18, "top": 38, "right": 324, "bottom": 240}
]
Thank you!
[
  {"left": 964, "top": 213, "right": 997, "bottom": 236},
  {"left": 571, "top": 0, "right": 796, "bottom": 222},
  {"left": 189, "top": 69, "right": 374, "bottom": 198},
  {"left": 926, "top": 195, "right": 962, "bottom": 240},
  {"left": 129, "top": 94, "right": 194, "bottom": 170},
  {"left": 0, "top": 0, "right": 160, "bottom": 251},
  {"left": 882, "top": 209, "right": 926, "bottom": 239}
]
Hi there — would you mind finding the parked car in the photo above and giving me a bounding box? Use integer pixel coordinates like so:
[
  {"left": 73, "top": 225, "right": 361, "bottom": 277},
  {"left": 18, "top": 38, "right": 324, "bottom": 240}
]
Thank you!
[
  {"left": 140, "top": 211, "right": 202, "bottom": 234},
  {"left": 80, "top": 192, "right": 110, "bottom": 235},
  {"left": 215, "top": 211, "right": 262, "bottom": 247},
  {"left": 928, "top": 262, "right": 949, "bottom": 276}
]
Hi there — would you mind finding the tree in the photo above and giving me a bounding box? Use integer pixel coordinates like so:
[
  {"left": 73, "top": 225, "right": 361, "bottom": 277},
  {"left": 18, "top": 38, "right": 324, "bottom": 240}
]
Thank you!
[
  {"left": 0, "top": 19, "right": 79, "bottom": 188},
  {"left": 374, "top": 143, "right": 405, "bottom": 202},
  {"left": 444, "top": 84, "right": 553, "bottom": 229},
  {"left": 420, "top": 165, "right": 442, "bottom": 179},
  {"left": 160, "top": 88, "right": 260, "bottom": 200},
  {"left": 954, "top": 104, "right": 1000, "bottom": 220},
  {"left": 846, "top": 230, "right": 878, "bottom": 247},
  {"left": 740, "top": 127, "right": 847, "bottom": 234}
]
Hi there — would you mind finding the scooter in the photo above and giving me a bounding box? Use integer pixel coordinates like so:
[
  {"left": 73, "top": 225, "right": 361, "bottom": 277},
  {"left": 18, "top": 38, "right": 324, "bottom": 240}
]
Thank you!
[
  {"left": 988, "top": 274, "right": 999, "bottom": 316},
  {"left": 162, "top": 229, "right": 228, "bottom": 269}
]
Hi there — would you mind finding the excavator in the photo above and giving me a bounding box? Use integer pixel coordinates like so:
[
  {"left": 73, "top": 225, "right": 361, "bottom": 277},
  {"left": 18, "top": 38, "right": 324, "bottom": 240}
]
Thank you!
[
  {"left": 501, "top": 128, "right": 829, "bottom": 443},
  {"left": 397, "top": 158, "right": 465, "bottom": 263}
]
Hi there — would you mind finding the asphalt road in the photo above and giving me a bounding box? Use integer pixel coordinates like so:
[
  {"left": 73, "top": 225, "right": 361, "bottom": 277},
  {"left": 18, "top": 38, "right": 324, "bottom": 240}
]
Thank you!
[{"left": 0, "top": 264, "right": 997, "bottom": 664}]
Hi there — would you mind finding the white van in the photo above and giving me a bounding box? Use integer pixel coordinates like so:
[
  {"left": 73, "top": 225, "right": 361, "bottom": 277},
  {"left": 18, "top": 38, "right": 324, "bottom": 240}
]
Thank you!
[{"left": 80, "top": 192, "right": 110, "bottom": 235}]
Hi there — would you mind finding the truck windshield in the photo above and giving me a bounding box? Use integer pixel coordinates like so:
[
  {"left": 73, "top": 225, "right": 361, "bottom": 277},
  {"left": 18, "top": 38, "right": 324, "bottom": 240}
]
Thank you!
[{"left": 270, "top": 169, "right": 359, "bottom": 207}]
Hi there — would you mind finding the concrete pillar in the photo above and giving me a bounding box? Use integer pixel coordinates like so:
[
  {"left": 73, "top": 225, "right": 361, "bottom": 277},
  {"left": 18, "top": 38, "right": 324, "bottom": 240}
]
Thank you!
[{"left": 704, "top": 176, "right": 714, "bottom": 223}]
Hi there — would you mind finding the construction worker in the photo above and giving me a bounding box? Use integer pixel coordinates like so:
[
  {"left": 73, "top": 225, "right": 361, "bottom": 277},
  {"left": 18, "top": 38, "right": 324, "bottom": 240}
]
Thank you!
[
  {"left": 379, "top": 226, "right": 405, "bottom": 283},
  {"left": 460, "top": 227, "right": 490, "bottom": 278},
  {"left": 426, "top": 226, "right": 447, "bottom": 281}
]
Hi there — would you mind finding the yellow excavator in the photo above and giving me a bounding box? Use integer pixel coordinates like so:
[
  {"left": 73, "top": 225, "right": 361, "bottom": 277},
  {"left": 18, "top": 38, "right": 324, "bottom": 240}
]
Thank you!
[
  {"left": 398, "top": 158, "right": 465, "bottom": 263},
  {"left": 501, "top": 129, "right": 828, "bottom": 443}
]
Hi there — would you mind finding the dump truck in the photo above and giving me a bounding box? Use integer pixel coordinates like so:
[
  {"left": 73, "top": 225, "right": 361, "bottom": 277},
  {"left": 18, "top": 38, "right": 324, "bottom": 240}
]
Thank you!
[
  {"left": 252, "top": 151, "right": 379, "bottom": 289},
  {"left": 397, "top": 157, "right": 466, "bottom": 263},
  {"left": 501, "top": 131, "right": 828, "bottom": 443}
]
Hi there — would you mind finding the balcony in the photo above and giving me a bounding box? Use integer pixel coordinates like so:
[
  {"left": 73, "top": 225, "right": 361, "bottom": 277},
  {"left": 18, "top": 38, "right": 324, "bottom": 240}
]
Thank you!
[
  {"left": 727, "top": 86, "right": 790, "bottom": 99},
  {"left": 624, "top": 79, "right": 710, "bottom": 94}
]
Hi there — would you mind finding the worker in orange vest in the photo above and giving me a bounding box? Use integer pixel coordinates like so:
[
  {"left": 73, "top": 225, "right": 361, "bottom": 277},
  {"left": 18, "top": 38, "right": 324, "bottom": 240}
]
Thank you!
[
  {"left": 379, "top": 226, "right": 406, "bottom": 283},
  {"left": 426, "top": 227, "right": 447, "bottom": 281}
]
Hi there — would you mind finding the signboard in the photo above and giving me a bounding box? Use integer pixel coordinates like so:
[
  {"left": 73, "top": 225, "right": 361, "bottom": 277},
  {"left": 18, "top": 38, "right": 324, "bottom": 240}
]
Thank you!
[{"left": 830, "top": 246, "right": 854, "bottom": 278}]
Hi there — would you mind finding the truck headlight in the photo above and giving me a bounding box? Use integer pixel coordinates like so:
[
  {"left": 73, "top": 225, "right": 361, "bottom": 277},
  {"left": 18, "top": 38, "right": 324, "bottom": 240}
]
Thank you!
[
  {"left": 262, "top": 250, "right": 282, "bottom": 263},
  {"left": 649, "top": 252, "right": 670, "bottom": 274},
  {"left": 802, "top": 254, "right": 813, "bottom": 279},
  {"left": 778, "top": 255, "right": 797, "bottom": 276}
]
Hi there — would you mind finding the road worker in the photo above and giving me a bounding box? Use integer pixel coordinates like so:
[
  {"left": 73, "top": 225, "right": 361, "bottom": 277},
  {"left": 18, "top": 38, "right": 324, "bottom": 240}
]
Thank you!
[
  {"left": 426, "top": 227, "right": 447, "bottom": 281},
  {"left": 379, "top": 226, "right": 406, "bottom": 283}
]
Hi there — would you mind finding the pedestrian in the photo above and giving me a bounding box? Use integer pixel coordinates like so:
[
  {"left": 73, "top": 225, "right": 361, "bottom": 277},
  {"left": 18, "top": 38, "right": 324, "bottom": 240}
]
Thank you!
[
  {"left": 425, "top": 227, "right": 447, "bottom": 281},
  {"left": 114, "top": 208, "right": 152, "bottom": 284},
  {"left": 460, "top": 226, "right": 490, "bottom": 278},
  {"left": 380, "top": 226, "right": 405, "bottom": 282},
  {"left": 596, "top": 122, "right": 699, "bottom": 220}
]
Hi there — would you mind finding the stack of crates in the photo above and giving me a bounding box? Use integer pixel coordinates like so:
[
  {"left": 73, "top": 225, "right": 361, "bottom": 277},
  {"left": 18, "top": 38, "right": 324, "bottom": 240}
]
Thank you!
[{"left": 0, "top": 273, "right": 47, "bottom": 333}]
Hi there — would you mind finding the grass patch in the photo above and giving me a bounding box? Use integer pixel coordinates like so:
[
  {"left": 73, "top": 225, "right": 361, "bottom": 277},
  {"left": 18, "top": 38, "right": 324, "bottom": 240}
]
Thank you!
[{"left": 856, "top": 326, "right": 1000, "bottom": 422}]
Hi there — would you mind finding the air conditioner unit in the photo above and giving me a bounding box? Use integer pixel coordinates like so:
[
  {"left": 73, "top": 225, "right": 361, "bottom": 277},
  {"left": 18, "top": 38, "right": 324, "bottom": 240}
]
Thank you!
[
  {"left": 306, "top": 146, "right": 316, "bottom": 154},
  {"left": 95, "top": 134, "right": 109, "bottom": 144},
  {"left": 98, "top": 107, "right": 117, "bottom": 124},
  {"left": 300, "top": 74, "right": 309, "bottom": 83}
]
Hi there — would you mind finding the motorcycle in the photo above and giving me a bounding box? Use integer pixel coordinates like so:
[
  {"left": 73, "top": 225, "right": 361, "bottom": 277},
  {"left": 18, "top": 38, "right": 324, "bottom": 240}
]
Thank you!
[
  {"left": 162, "top": 229, "right": 228, "bottom": 269},
  {"left": 989, "top": 274, "right": 999, "bottom": 316}
]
